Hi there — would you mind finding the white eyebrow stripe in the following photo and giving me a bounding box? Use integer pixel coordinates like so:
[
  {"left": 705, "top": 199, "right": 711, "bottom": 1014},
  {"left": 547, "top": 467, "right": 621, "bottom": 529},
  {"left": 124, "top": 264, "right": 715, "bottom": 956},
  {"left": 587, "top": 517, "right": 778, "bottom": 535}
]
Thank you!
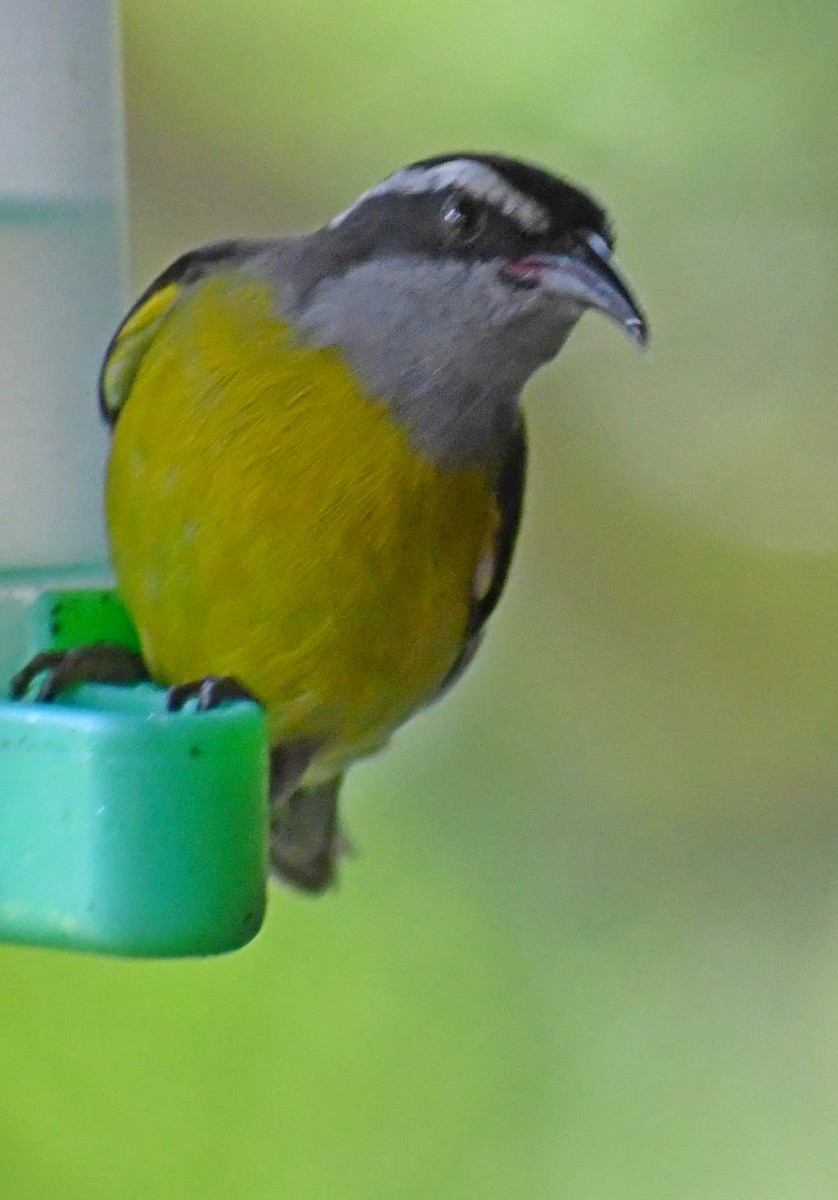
[{"left": 329, "top": 159, "right": 551, "bottom": 234}]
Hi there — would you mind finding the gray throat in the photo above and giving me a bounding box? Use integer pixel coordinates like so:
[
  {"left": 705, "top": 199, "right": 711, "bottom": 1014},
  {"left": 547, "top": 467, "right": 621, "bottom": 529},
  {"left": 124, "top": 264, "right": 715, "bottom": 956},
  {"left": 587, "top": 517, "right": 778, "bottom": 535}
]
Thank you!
[{"left": 281, "top": 254, "right": 571, "bottom": 468}]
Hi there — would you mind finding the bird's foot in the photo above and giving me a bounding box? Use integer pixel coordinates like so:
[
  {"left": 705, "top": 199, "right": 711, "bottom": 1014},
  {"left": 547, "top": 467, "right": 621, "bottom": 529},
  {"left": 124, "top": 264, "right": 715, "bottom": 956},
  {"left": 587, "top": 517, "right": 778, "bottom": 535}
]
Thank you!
[
  {"left": 9, "top": 642, "right": 150, "bottom": 702},
  {"left": 166, "top": 675, "right": 259, "bottom": 713}
]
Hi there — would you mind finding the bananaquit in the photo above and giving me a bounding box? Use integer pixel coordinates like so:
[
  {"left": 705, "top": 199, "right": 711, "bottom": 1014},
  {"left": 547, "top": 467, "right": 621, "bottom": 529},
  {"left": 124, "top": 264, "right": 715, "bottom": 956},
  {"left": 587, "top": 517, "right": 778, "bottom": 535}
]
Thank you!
[{"left": 19, "top": 153, "right": 648, "bottom": 893}]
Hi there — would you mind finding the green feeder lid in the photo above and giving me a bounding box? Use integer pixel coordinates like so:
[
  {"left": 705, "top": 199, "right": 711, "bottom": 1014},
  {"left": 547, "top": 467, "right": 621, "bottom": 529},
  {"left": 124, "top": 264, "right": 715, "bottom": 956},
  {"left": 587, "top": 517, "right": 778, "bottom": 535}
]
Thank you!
[{"left": 0, "top": 586, "right": 268, "bottom": 957}]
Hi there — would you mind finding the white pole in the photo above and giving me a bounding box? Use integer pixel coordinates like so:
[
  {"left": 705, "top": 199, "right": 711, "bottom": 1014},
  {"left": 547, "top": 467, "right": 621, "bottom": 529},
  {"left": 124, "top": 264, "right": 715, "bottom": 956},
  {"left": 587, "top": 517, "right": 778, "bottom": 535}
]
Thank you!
[{"left": 0, "top": 0, "right": 126, "bottom": 569}]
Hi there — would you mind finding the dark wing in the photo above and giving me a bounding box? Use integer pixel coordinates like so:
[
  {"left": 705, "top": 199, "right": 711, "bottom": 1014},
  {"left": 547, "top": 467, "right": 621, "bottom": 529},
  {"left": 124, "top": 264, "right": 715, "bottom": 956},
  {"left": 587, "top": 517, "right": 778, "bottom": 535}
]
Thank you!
[
  {"left": 437, "top": 416, "right": 528, "bottom": 696},
  {"left": 98, "top": 239, "right": 267, "bottom": 427}
]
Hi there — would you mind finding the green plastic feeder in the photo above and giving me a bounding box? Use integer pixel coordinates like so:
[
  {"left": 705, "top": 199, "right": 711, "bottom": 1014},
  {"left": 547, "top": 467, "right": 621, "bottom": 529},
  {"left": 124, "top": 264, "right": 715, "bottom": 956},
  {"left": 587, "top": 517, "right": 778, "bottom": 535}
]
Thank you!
[
  {"left": 0, "top": 587, "right": 269, "bottom": 957},
  {"left": 0, "top": 7, "right": 270, "bottom": 957}
]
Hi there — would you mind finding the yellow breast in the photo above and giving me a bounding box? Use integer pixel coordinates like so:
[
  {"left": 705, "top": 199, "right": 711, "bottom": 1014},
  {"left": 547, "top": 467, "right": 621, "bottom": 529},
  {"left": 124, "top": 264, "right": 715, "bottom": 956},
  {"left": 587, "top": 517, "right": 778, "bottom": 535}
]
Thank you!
[{"left": 106, "top": 275, "right": 495, "bottom": 770}]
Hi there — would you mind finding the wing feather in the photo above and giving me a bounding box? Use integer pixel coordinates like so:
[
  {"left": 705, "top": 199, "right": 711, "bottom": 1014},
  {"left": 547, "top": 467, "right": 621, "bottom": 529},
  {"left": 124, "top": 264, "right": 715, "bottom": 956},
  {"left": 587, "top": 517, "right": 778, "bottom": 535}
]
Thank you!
[
  {"left": 436, "top": 418, "right": 528, "bottom": 695},
  {"left": 98, "top": 240, "right": 266, "bottom": 425}
]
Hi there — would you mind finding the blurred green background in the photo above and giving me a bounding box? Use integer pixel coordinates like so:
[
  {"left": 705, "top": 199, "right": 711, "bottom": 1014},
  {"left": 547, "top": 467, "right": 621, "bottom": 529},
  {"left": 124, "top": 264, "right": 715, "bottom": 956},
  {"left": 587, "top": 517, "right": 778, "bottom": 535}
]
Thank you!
[{"left": 2, "top": 1, "right": 838, "bottom": 1196}]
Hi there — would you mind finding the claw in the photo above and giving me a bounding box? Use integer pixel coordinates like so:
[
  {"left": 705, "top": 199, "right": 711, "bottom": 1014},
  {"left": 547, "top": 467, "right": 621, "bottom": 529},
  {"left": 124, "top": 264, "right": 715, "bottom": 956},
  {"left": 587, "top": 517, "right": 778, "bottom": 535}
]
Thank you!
[
  {"left": 166, "top": 675, "right": 259, "bottom": 713},
  {"left": 10, "top": 650, "right": 67, "bottom": 700},
  {"left": 9, "top": 643, "right": 149, "bottom": 702}
]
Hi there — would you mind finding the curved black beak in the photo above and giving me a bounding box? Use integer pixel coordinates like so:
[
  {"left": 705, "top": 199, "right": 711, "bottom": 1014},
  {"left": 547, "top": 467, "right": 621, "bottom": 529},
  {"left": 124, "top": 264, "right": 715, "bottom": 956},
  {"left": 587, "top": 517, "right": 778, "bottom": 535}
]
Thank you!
[{"left": 539, "top": 235, "right": 649, "bottom": 348}]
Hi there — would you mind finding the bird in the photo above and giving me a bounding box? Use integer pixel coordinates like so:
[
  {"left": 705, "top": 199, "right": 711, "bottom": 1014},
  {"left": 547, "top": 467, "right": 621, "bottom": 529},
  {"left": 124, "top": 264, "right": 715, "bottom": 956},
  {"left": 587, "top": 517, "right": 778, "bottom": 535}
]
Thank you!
[{"left": 12, "top": 153, "right": 648, "bottom": 893}]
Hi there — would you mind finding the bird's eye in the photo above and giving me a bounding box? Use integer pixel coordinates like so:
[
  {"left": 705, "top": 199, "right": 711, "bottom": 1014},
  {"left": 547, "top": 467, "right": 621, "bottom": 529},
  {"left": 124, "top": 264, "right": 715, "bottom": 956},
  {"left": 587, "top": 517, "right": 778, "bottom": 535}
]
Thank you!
[{"left": 441, "top": 193, "right": 486, "bottom": 245}]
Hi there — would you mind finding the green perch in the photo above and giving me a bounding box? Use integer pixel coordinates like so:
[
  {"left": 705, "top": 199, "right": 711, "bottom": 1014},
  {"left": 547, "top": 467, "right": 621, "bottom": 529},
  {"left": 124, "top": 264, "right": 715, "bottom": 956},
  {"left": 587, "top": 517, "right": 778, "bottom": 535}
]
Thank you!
[{"left": 0, "top": 588, "right": 268, "bottom": 957}]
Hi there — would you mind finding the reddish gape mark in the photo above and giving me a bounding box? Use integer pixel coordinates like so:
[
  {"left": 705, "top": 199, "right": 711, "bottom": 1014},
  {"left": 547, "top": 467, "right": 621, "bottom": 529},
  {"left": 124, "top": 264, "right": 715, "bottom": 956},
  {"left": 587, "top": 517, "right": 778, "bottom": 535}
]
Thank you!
[{"left": 501, "top": 256, "right": 548, "bottom": 286}]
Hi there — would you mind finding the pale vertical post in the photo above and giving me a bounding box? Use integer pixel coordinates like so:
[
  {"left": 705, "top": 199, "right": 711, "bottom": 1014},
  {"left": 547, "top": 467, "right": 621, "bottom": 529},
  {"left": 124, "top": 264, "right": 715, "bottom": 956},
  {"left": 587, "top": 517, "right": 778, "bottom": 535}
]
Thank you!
[
  {"left": 0, "top": 0, "right": 126, "bottom": 568},
  {"left": 0, "top": 0, "right": 126, "bottom": 683}
]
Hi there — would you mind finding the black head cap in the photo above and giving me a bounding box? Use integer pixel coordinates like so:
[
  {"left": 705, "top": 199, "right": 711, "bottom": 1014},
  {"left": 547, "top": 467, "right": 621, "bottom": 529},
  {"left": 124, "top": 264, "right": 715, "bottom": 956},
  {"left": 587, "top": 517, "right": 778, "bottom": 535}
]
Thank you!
[{"left": 410, "top": 151, "right": 614, "bottom": 248}]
